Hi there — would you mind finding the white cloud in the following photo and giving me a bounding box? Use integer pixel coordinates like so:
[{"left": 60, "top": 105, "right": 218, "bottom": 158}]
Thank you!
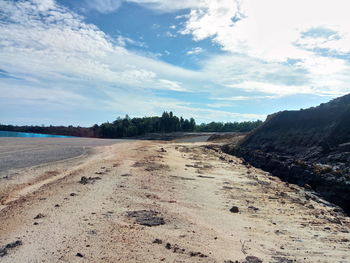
[
  {"left": 84, "top": 0, "right": 123, "bottom": 13},
  {"left": 158, "top": 79, "right": 186, "bottom": 91},
  {"left": 213, "top": 95, "right": 277, "bottom": 101},
  {"left": 227, "top": 81, "right": 313, "bottom": 96},
  {"left": 173, "top": 106, "right": 266, "bottom": 122},
  {"left": 116, "top": 35, "right": 147, "bottom": 48},
  {"left": 180, "top": 0, "right": 350, "bottom": 61},
  {"left": 0, "top": 0, "right": 202, "bottom": 90},
  {"left": 165, "top": 31, "right": 176, "bottom": 38},
  {"left": 124, "top": 0, "right": 350, "bottom": 98},
  {"left": 186, "top": 47, "right": 204, "bottom": 55},
  {"left": 126, "top": 0, "right": 209, "bottom": 12}
]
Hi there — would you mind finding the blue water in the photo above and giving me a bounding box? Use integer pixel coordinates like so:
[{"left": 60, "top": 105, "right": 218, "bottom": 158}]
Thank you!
[{"left": 0, "top": 131, "right": 73, "bottom": 138}]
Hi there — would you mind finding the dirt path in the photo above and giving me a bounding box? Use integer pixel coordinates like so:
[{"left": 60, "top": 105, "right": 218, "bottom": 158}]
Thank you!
[{"left": 0, "top": 141, "right": 349, "bottom": 263}]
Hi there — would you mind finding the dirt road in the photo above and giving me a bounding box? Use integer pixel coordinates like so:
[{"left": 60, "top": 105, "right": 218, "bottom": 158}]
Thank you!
[{"left": 0, "top": 140, "right": 349, "bottom": 262}]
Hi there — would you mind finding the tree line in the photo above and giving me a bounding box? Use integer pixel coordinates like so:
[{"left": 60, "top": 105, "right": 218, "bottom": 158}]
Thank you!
[{"left": 0, "top": 111, "right": 262, "bottom": 138}]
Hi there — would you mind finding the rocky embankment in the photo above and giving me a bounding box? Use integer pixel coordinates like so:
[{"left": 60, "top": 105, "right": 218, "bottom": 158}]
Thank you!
[{"left": 223, "top": 94, "right": 350, "bottom": 214}]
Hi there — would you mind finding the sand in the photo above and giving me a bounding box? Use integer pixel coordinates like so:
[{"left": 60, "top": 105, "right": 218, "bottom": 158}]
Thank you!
[{"left": 0, "top": 140, "right": 349, "bottom": 262}]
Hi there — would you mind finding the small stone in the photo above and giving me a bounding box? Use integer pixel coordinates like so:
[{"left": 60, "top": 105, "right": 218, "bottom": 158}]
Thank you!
[
  {"left": 165, "top": 243, "right": 171, "bottom": 249},
  {"left": 34, "top": 213, "right": 45, "bottom": 219},
  {"left": 152, "top": 239, "right": 163, "bottom": 244},
  {"left": 76, "top": 253, "right": 84, "bottom": 258},
  {"left": 230, "top": 206, "right": 239, "bottom": 213}
]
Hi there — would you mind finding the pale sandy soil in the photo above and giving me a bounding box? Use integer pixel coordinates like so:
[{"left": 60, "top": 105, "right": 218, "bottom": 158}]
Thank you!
[{"left": 0, "top": 140, "right": 349, "bottom": 263}]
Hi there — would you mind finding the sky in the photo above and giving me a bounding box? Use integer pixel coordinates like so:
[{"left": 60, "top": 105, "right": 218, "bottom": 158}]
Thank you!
[{"left": 1, "top": 0, "right": 350, "bottom": 126}]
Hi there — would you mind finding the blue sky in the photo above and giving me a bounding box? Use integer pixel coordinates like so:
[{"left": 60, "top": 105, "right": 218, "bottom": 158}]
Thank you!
[{"left": 1, "top": 0, "right": 350, "bottom": 126}]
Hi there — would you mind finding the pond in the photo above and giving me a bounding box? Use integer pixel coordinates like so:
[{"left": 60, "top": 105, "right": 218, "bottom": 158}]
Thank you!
[{"left": 0, "top": 131, "right": 73, "bottom": 138}]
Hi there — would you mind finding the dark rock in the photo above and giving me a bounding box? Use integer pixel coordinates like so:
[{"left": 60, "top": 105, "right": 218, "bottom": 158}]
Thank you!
[
  {"left": 126, "top": 210, "right": 165, "bottom": 226},
  {"left": 5, "top": 240, "right": 22, "bottom": 249},
  {"left": 76, "top": 253, "right": 84, "bottom": 258},
  {"left": 0, "top": 248, "right": 7, "bottom": 257},
  {"left": 244, "top": 256, "right": 262, "bottom": 263},
  {"left": 80, "top": 176, "right": 89, "bottom": 184},
  {"left": 189, "top": 251, "right": 208, "bottom": 258},
  {"left": 165, "top": 243, "right": 171, "bottom": 249},
  {"left": 230, "top": 206, "right": 239, "bottom": 213},
  {"left": 271, "top": 256, "right": 294, "bottom": 263},
  {"left": 34, "top": 213, "right": 45, "bottom": 219},
  {"left": 197, "top": 175, "right": 215, "bottom": 179},
  {"left": 70, "top": 193, "right": 77, "bottom": 196},
  {"left": 152, "top": 239, "right": 163, "bottom": 244},
  {"left": 248, "top": 206, "right": 259, "bottom": 211},
  {"left": 0, "top": 240, "right": 23, "bottom": 257}
]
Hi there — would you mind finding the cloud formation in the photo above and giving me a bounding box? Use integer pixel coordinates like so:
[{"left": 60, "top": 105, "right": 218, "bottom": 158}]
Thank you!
[
  {"left": 0, "top": 0, "right": 265, "bottom": 125},
  {"left": 127, "top": 0, "right": 350, "bottom": 97},
  {"left": 1, "top": 0, "right": 349, "bottom": 125}
]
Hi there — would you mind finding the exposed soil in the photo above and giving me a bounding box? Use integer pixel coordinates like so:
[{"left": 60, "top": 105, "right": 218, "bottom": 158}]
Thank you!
[
  {"left": 0, "top": 140, "right": 349, "bottom": 262},
  {"left": 223, "top": 94, "right": 350, "bottom": 214}
]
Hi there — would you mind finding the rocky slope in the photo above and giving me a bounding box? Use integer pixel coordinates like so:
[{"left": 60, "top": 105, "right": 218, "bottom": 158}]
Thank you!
[{"left": 223, "top": 94, "right": 350, "bottom": 214}]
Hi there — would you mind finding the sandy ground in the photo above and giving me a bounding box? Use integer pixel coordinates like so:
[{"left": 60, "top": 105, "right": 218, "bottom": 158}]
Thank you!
[{"left": 0, "top": 140, "right": 349, "bottom": 263}]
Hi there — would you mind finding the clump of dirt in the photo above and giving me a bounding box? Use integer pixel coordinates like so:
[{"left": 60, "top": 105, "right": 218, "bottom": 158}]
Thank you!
[
  {"left": 170, "top": 175, "right": 195, "bottom": 181},
  {"left": 45, "top": 170, "right": 60, "bottom": 176},
  {"left": 120, "top": 173, "right": 132, "bottom": 177},
  {"left": 79, "top": 176, "right": 102, "bottom": 185},
  {"left": 126, "top": 210, "right": 165, "bottom": 226},
  {"left": 154, "top": 241, "right": 208, "bottom": 258},
  {"left": 159, "top": 147, "right": 167, "bottom": 153},
  {"left": 144, "top": 163, "right": 169, "bottom": 172}
]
